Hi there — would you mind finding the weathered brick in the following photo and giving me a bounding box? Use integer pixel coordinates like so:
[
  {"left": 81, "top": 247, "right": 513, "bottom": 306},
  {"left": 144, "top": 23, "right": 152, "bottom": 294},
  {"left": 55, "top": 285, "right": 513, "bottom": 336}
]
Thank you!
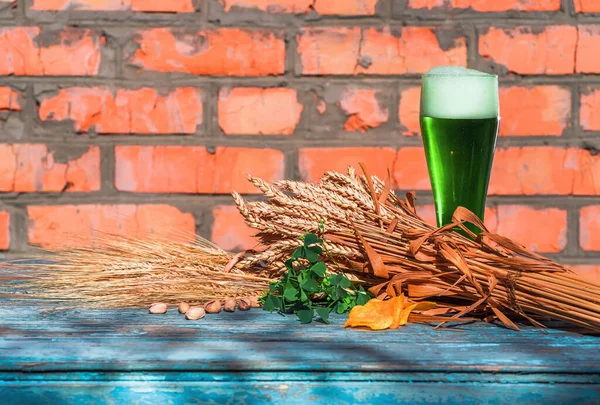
[
  {"left": 132, "top": 28, "right": 285, "bottom": 76},
  {"left": 499, "top": 86, "right": 571, "bottom": 136},
  {"left": 394, "top": 147, "right": 430, "bottom": 190},
  {"left": 496, "top": 205, "right": 567, "bottom": 253},
  {"left": 130, "top": 0, "right": 194, "bottom": 12},
  {"left": 338, "top": 89, "right": 389, "bottom": 132},
  {"left": 417, "top": 204, "right": 498, "bottom": 232},
  {"left": 39, "top": 87, "right": 202, "bottom": 134},
  {"left": 212, "top": 205, "right": 257, "bottom": 251},
  {"left": 298, "top": 147, "right": 397, "bottom": 182},
  {"left": 399, "top": 86, "right": 570, "bottom": 138},
  {"left": 31, "top": 0, "right": 194, "bottom": 12},
  {"left": 31, "top": 0, "right": 123, "bottom": 10},
  {"left": 398, "top": 87, "right": 421, "bottom": 136},
  {"left": 407, "top": 0, "right": 443, "bottom": 9},
  {"left": 0, "top": 211, "right": 9, "bottom": 250},
  {"left": 576, "top": 25, "right": 600, "bottom": 73},
  {"left": 297, "top": 27, "right": 466, "bottom": 75},
  {"left": 0, "top": 144, "right": 100, "bottom": 192},
  {"left": 479, "top": 26, "right": 577, "bottom": 74},
  {"left": 575, "top": 0, "right": 600, "bottom": 12},
  {"left": 220, "top": 0, "right": 378, "bottom": 14},
  {"left": 115, "top": 146, "right": 284, "bottom": 194},
  {"left": 312, "top": 0, "right": 379, "bottom": 14},
  {"left": 580, "top": 206, "right": 600, "bottom": 251},
  {"left": 567, "top": 265, "right": 600, "bottom": 284},
  {"left": 0, "top": 87, "right": 21, "bottom": 111},
  {"left": 489, "top": 147, "right": 600, "bottom": 195},
  {"left": 0, "top": 27, "right": 102, "bottom": 76},
  {"left": 451, "top": 0, "right": 559, "bottom": 11},
  {"left": 27, "top": 204, "right": 195, "bottom": 249},
  {"left": 581, "top": 88, "right": 600, "bottom": 131},
  {"left": 218, "top": 87, "right": 303, "bottom": 135}
]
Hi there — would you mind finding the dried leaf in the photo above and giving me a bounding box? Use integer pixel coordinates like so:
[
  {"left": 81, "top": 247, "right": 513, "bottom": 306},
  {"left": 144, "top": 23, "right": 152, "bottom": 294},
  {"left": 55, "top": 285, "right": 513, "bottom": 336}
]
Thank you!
[
  {"left": 378, "top": 169, "right": 392, "bottom": 205},
  {"left": 223, "top": 251, "right": 246, "bottom": 273},
  {"left": 346, "top": 295, "right": 437, "bottom": 330},
  {"left": 344, "top": 297, "right": 399, "bottom": 330},
  {"left": 352, "top": 220, "right": 389, "bottom": 279},
  {"left": 386, "top": 218, "right": 399, "bottom": 234},
  {"left": 359, "top": 162, "right": 383, "bottom": 229}
]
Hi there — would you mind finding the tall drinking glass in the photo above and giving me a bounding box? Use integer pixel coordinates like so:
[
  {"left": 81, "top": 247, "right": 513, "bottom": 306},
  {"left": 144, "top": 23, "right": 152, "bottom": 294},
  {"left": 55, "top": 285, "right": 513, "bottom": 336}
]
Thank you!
[{"left": 419, "top": 66, "right": 499, "bottom": 234}]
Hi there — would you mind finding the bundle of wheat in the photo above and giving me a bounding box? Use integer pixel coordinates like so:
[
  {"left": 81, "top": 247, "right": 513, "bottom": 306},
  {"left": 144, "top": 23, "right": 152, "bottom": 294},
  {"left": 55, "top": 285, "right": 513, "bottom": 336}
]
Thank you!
[
  {"left": 232, "top": 166, "right": 600, "bottom": 333},
  {"left": 5, "top": 166, "right": 600, "bottom": 333}
]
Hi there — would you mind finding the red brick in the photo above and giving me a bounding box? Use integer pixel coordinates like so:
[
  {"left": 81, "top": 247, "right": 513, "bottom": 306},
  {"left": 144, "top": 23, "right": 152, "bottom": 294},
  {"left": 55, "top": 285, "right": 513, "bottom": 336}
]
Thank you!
[
  {"left": 132, "top": 28, "right": 285, "bottom": 76},
  {"left": 576, "top": 25, "right": 600, "bottom": 73},
  {"left": 130, "top": 0, "right": 194, "bottom": 12},
  {"left": 39, "top": 87, "right": 202, "bottom": 134},
  {"left": 418, "top": 204, "right": 498, "bottom": 231},
  {"left": 297, "top": 27, "right": 466, "bottom": 75},
  {"left": 211, "top": 205, "right": 257, "bottom": 251},
  {"left": 580, "top": 206, "right": 600, "bottom": 251},
  {"left": 409, "top": 0, "right": 559, "bottom": 9},
  {"left": 0, "top": 87, "right": 21, "bottom": 111},
  {"left": 219, "top": 0, "right": 378, "bottom": 14},
  {"left": 313, "top": 0, "right": 378, "bottom": 14},
  {"left": 575, "top": 0, "right": 600, "bottom": 12},
  {"left": 394, "top": 147, "right": 430, "bottom": 190},
  {"left": 0, "top": 144, "right": 100, "bottom": 192},
  {"left": 496, "top": 205, "right": 567, "bottom": 253},
  {"left": 31, "top": 0, "right": 194, "bottom": 11},
  {"left": 298, "top": 147, "right": 397, "bottom": 182},
  {"left": 338, "top": 89, "right": 389, "bottom": 132},
  {"left": 408, "top": 0, "right": 444, "bottom": 8},
  {"left": 399, "top": 87, "right": 421, "bottom": 136},
  {"left": 27, "top": 204, "right": 195, "bottom": 249},
  {"left": 218, "top": 87, "right": 303, "bottom": 135},
  {"left": 581, "top": 88, "right": 600, "bottom": 131},
  {"left": 479, "top": 26, "right": 577, "bottom": 75},
  {"left": 0, "top": 27, "right": 102, "bottom": 76},
  {"left": 31, "top": 0, "right": 122, "bottom": 10},
  {"left": 499, "top": 86, "right": 571, "bottom": 136},
  {"left": 0, "top": 211, "right": 9, "bottom": 250},
  {"left": 489, "top": 147, "right": 600, "bottom": 195},
  {"left": 567, "top": 265, "right": 600, "bottom": 284},
  {"left": 451, "top": 0, "right": 559, "bottom": 11},
  {"left": 115, "top": 146, "right": 284, "bottom": 194},
  {"left": 220, "top": 0, "right": 312, "bottom": 13},
  {"left": 399, "top": 86, "right": 571, "bottom": 138}
]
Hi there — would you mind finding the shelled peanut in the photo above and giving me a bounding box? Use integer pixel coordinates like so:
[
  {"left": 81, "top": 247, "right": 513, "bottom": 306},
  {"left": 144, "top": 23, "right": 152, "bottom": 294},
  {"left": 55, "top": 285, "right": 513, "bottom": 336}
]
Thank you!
[{"left": 147, "top": 296, "right": 262, "bottom": 320}]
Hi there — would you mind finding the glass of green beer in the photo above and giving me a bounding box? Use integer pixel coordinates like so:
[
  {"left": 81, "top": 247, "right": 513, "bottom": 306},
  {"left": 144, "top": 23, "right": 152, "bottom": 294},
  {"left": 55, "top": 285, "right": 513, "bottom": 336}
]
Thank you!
[{"left": 420, "top": 66, "right": 499, "bottom": 234}]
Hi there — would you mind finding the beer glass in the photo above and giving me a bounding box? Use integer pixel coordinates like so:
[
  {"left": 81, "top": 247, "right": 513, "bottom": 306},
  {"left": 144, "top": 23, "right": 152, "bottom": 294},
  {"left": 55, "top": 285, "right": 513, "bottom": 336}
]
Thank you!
[{"left": 419, "top": 66, "right": 499, "bottom": 234}]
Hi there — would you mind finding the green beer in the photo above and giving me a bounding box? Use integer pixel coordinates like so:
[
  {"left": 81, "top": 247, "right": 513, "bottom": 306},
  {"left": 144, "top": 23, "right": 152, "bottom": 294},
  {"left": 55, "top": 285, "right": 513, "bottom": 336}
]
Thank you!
[{"left": 420, "top": 67, "right": 499, "bottom": 234}]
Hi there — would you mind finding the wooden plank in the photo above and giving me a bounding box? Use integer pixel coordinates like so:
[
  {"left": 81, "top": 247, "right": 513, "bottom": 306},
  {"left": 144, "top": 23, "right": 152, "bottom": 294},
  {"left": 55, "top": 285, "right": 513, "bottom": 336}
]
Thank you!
[
  {"left": 1, "top": 305, "right": 599, "bottom": 374},
  {"left": 0, "top": 379, "right": 599, "bottom": 405}
]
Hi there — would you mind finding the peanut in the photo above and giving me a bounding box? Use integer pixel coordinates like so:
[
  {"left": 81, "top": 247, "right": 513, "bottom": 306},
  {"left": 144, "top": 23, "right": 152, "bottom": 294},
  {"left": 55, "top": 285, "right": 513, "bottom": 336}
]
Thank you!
[
  {"left": 149, "top": 303, "right": 167, "bottom": 314},
  {"left": 178, "top": 302, "right": 190, "bottom": 314},
  {"left": 248, "top": 296, "right": 261, "bottom": 308},
  {"left": 185, "top": 306, "right": 206, "bottom": 320},
  {"left": 204, "top": 300, "right": 222, "bottom": 314},
  {"left": 238, "top": 298, "right": 251, "bottom": 311},
  {"left": 224, "top": 297, "right": 236, "bottom": 312}
]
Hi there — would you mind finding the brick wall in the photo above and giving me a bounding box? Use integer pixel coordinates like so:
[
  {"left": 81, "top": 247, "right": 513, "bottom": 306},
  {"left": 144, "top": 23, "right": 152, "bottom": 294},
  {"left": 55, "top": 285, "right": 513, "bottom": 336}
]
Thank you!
[{"left": 0, "top": 0, "right": 599, "bottom": 282}]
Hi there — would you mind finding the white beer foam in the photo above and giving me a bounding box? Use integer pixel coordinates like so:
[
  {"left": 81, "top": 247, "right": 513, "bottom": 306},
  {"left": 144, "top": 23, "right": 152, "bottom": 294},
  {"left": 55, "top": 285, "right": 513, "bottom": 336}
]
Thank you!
[{"left": 421, "top": 66, "right": 499, "bottom": 119}]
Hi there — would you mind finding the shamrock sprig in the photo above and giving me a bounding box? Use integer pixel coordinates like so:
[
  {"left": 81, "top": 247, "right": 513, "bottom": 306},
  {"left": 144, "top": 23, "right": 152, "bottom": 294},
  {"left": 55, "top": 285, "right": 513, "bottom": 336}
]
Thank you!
[{"left": 260, "top": 233, "right": 371, "bottom": 324}]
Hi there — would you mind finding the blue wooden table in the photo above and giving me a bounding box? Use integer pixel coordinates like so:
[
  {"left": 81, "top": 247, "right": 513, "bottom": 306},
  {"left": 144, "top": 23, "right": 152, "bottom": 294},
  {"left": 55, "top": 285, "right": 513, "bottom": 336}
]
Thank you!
[{"left": 1, "top": 298, "right": 600, "bottom": 404}]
